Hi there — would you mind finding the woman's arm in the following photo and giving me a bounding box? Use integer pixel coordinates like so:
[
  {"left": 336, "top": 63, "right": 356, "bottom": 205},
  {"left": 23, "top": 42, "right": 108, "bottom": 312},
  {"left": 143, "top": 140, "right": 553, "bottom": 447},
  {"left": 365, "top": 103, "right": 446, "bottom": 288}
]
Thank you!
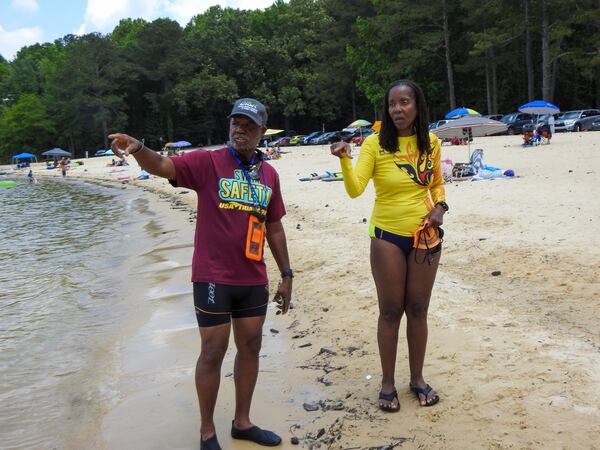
[
  {"left": 331, "top": 140, "right": 375, "bottom": 198},
  {"left": 426, "top": 137, "right": 446, "bottom": 227}
]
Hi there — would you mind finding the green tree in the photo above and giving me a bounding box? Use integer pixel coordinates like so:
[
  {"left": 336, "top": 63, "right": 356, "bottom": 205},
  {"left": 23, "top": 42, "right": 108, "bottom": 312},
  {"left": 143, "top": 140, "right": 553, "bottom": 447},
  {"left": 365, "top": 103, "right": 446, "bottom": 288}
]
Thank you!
[
  {"left": 119, "top": 18, "right": 184, "bottom": 146},
  {"left": 50, "top": 33, "right": 127, "bottom": 153},
  {"left": 0, "top": 93, "right": 55, "bottom": 161}
]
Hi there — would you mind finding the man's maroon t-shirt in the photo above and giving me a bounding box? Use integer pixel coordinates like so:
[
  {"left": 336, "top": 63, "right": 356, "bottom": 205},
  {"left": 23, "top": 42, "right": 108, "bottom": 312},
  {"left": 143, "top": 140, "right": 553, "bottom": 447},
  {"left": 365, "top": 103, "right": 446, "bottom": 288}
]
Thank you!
[{"left": 169, "top": 147, "right": 285, "bottom": 285}]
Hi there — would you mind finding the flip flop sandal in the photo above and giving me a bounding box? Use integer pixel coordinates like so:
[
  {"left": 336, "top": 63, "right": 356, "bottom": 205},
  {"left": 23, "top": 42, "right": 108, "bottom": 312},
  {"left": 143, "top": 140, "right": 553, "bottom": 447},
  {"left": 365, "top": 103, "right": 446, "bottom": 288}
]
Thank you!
[
  {"left": 410, "top": 384, "right": 439, "bottom": 407},
  {"left": 378, "top": 389, "right": 400, "bottom": 412},
  {"left": 231, "top": 421, "right": 282, "bottom": 446},
  {"left": 200, "top": 434, "right": 222, "bottom": 450}
]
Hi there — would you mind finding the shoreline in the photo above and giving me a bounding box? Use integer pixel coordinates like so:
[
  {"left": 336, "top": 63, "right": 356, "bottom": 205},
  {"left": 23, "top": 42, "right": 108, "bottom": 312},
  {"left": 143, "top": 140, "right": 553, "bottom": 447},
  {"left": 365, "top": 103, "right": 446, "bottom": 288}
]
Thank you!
[{"left": 3, "top": 133, "right": 600, "bottom": 448}]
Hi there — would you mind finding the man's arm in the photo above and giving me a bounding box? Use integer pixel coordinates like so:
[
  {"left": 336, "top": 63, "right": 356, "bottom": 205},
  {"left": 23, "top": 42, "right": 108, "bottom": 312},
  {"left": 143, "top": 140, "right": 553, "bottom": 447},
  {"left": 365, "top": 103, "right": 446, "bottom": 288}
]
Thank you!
[
  {"left": 108, "top": 133, "right": 176, "bottom": 180},
  {"left": 265, "top": 220, "right": 292, "bottom": 314}
]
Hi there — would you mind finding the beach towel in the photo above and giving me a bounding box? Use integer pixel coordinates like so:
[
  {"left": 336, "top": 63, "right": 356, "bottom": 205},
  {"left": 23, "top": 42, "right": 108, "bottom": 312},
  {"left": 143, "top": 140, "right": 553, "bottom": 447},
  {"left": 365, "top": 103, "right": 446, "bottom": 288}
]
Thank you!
[
  {"left": 299, "top": 171, "right": 343, "bottom": 182},
  {"left": 321, "top": 171, "right": 344, "bottom": 182}
]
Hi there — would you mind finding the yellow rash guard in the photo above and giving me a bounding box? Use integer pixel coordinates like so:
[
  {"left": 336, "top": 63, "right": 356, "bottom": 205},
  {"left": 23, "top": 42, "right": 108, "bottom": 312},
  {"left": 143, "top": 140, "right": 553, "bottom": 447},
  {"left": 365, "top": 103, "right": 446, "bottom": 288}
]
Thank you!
[{"left": 339, "top": 132, "right": 445, "bottom": 237}]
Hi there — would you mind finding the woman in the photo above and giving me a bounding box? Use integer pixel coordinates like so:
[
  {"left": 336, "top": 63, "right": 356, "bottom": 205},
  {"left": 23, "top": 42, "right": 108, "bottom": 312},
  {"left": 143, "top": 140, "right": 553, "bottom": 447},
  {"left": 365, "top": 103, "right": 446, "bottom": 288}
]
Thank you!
[{"left": 331, "top": 80, "right": 447, "bottom": 411}]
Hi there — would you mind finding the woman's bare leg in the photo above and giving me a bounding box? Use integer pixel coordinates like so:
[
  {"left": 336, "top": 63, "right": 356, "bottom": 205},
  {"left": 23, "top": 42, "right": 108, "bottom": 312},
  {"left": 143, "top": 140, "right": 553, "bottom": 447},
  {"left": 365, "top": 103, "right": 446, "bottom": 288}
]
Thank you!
[
  {"left": 370, "top": 238, "right": 408, "bottom": 410},
  {"left": 405, "top": 248, "right": 441, "bottom": 405}
]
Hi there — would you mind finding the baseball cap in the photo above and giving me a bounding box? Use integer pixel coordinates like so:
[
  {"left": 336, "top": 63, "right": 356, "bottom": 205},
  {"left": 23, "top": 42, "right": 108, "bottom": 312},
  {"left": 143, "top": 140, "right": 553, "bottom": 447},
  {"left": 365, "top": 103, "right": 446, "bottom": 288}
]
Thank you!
[{"left": 229, "top": 98, "right": 268, "bottom": 127}]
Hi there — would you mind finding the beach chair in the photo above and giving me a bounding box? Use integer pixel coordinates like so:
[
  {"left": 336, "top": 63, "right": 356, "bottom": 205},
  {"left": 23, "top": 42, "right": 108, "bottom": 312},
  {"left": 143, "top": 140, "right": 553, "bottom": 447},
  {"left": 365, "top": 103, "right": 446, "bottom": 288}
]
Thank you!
[{"left": 452, "top": 149, "right": 484, "bottom": 178}]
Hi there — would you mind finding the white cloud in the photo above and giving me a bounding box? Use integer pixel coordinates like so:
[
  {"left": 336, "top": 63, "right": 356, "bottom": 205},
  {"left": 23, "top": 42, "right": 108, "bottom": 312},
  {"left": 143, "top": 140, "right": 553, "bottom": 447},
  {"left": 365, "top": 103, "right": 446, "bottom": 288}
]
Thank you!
[
  {"left": 0, "top": 25, "right": 44, "bottom": 60},
  {"left": 164, "top": 0, "right": 224, "bottom": 24},
  {"left": 78, "top": 0, "right": 163, "bottom": 34},
  {"left": 227, "top": 0, "right": 273, "bottom": 11},
  {"left": 11, "top": 0, "right": 40, "bottom": 13},
  {"left": 78, "top": 0, "right": 276, "bottom": 34}
]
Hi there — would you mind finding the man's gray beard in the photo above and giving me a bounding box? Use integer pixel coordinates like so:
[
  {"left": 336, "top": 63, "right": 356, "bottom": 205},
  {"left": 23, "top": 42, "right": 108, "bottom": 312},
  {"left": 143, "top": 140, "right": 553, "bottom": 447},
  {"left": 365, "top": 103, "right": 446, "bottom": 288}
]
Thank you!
[{"left": 229, "top": 141, "right": 255, "bottom": 152}]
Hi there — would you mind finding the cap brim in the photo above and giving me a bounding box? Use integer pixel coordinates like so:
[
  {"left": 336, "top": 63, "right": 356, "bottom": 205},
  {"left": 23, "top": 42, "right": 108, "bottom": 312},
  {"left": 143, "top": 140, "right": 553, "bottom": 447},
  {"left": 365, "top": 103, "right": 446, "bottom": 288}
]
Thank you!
[{"left": 229, "top": 112, "right": 263, "bottom": 127}]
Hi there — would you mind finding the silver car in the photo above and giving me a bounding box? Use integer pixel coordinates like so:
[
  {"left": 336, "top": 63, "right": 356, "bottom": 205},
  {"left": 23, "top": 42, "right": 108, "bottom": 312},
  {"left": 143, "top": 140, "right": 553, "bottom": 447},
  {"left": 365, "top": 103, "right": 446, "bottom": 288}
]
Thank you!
[{"left": 554, "top": 109, "right": 600, "bottom": 132}]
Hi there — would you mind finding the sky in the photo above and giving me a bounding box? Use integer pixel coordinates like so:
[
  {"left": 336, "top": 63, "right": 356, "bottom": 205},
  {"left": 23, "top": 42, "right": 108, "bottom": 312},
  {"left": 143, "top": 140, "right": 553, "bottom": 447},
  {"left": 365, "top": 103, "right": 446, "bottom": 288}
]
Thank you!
[{"left": 0, "top": 0, "right": 275, "bottom": 61}]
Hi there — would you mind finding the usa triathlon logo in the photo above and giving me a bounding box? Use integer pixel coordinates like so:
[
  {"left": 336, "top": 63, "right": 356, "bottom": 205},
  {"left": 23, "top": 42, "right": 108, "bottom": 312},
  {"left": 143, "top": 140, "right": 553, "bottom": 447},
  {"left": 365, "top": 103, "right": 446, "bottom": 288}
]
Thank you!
[{"left": 238, "top": 100, "right": 259, "bottom": 113}]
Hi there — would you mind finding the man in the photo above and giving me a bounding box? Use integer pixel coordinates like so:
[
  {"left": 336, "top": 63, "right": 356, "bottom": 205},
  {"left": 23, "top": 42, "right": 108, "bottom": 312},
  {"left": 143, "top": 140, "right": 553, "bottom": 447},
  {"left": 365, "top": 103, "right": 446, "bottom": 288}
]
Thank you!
[{"left": 109, "top": 98, "right": 293, "bottom": 450}]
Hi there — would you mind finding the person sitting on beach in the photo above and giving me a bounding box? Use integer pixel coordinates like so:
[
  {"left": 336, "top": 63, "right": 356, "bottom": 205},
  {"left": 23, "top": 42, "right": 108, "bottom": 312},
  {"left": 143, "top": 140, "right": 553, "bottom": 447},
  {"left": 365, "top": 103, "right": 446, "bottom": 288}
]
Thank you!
[
  {"left": 331, "top": 79, "right": 446, "bottom": 412},
  {"left": 533, "top": 128, "right": 542, "bottom": 145},
  {"left": 108, "top": 97, "right": 292, "bottom": 450}
]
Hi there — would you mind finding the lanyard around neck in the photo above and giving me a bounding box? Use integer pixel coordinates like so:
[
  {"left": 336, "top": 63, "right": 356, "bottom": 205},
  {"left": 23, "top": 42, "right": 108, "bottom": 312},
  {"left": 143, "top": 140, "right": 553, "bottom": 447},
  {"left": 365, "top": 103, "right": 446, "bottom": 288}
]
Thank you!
[{"left": 229, "top": 147, "right": 262, "bottom": 208}]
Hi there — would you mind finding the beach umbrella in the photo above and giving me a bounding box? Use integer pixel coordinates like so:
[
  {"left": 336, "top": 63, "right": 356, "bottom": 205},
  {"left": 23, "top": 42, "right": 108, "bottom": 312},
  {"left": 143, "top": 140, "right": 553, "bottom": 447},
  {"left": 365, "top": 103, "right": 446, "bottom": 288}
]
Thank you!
[
  {"left": 264, "top": 129, "right": 284, "bottom": 136},
  {"left": 103, "top": 149, "right": 126, "bottom": 157},
  {"left": 347, "top": 119, "right": 372, "bottom": 128},
  {"left": 445, "top": 107, "right": 481, "bottom": 119},
  {"left": 371, "top": 121, "right": 381, "bottom": 133},
  {"left": 41, "top": 148, "right": 72, "bottom": 157},
  {"left": 432, "top": 116, "right": 507, "bottom": 157},
  {"left": 347, "top": 119, "right": 373, "bottom": 140},
  {"left": 169, "top": 141, "right": 192, "bottom": 148},
  {"left": 518, "top": 100, "right": 560, "bottom": 115}
]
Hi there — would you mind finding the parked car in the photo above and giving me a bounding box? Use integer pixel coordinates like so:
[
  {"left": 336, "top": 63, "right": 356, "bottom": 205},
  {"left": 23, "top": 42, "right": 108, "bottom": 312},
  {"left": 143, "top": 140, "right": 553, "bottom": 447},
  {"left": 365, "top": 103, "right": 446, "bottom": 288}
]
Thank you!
[
  {"left": 483, "top": 114, "right": 504, "bottom": 121},
  {"left": 350, "top": 128, "right": 376, "bottom": 145},
  {"left": 260, "top": 137, "right": 276, "bottom": 147},
  {"left": 303, "top": 131, "right": 323, "bottom": 145},
  {"left": 429, "top": 120, "right": 450, "bottom": 130},
  {"left": 339, "top": 127, "right": 367, "bottom": 142},
  {"left": 289, "top": 135, "right": 306, "bottom": 146},
  {"left": 267, "top": 137, "right": 291, "bottom": 147},
  {"left": 500, "top": 112, "right": 534, "bottom": 134},
  {"left": 554, "top": 109, "right": 600, "bottom": 132},
  {"left": 521, "top": 114, "right": 559, "bottom": 133},
  {"left": 313, "top": 131, "right": 343, "bottom": 145},
  {"left": 591, "top": 119, "right": 600, "bottom": 131}
]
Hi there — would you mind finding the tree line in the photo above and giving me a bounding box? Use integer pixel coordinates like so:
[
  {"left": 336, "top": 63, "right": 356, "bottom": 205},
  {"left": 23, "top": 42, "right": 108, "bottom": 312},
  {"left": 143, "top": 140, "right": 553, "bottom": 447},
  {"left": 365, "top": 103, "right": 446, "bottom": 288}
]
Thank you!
[{"left": 0, "top": 0, "right": 598, "bottom": 161}]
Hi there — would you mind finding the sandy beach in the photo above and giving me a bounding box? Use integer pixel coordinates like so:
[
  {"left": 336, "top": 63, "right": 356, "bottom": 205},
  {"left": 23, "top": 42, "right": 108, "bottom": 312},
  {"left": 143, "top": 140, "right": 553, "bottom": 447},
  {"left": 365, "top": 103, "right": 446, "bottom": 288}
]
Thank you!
[{"left": 9, "top": 131, "right": 600, "bottom": 449}]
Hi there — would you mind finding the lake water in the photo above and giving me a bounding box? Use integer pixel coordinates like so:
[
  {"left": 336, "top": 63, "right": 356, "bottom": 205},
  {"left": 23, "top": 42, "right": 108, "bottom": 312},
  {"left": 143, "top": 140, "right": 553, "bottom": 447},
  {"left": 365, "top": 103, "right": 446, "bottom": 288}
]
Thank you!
[{"left": 0, "top": 177, "right": 178, "bottom": 449}]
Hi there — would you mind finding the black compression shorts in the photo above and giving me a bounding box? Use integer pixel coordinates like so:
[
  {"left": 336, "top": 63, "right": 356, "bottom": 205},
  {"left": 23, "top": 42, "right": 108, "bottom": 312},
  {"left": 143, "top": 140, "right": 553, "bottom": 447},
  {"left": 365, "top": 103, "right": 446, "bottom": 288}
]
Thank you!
[{"left": 193, "top": 282, "right": 269, "bottom": 327}]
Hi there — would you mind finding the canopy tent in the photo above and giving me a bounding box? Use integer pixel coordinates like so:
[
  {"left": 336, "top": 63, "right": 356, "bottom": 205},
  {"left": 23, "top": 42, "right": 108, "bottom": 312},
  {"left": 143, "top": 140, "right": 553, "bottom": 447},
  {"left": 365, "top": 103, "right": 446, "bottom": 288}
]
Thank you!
[
  {"left": 41, "top": 148, "right": 72, "bottom": 157},
  {"left": 12, "top": 152, "right": 37, "bottom": 161}
]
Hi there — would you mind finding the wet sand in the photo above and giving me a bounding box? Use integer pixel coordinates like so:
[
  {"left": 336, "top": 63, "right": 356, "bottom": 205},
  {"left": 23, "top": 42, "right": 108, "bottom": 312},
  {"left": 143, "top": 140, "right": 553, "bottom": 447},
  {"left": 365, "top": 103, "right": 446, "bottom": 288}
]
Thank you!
[{"left": 11, "top": 131, "right": 600, "bottom": 448}]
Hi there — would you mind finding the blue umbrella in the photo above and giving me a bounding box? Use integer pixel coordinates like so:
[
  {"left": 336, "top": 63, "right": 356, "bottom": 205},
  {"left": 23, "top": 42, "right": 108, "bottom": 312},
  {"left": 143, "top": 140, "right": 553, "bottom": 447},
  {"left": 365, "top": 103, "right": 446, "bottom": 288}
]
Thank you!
[
  {"left": 170, "top": 141, "right": 192, "bottom": 148},
  {"left": 104, "top": 149, "right": 125, "bottom": 156},
  {"left": 445, "top": 107, "right": 481, "bottom": 119},
  {"left": 518, "top": 100, "right": 560, "bottom": 115}
]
